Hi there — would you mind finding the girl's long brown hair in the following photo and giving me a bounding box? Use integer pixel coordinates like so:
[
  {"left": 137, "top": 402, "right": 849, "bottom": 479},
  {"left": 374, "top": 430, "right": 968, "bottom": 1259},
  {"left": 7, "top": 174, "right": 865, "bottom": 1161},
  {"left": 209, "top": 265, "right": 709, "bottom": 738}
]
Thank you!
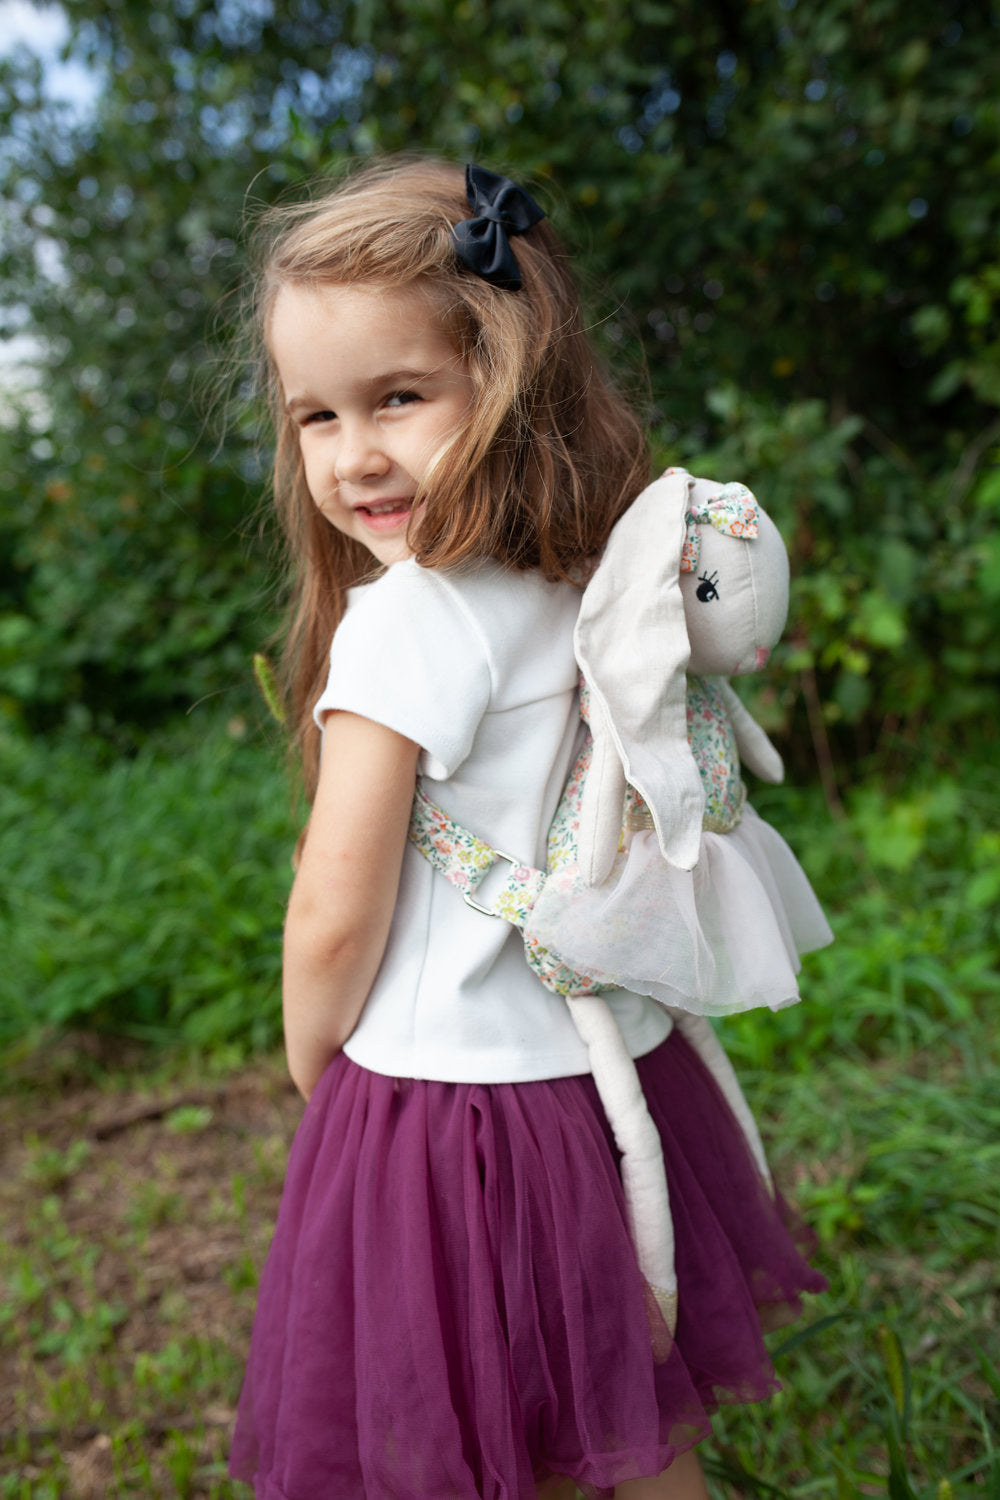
[{"left": 247, "top": 155, "right": 650, "bottom": 797}]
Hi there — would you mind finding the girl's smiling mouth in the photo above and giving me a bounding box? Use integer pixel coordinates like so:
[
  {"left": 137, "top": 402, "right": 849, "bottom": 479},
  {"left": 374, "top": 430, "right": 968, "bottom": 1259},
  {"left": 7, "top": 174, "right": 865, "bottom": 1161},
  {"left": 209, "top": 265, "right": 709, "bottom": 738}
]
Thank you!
[{"left": 355, "top": 498, "right": 416, "bottom": 531}]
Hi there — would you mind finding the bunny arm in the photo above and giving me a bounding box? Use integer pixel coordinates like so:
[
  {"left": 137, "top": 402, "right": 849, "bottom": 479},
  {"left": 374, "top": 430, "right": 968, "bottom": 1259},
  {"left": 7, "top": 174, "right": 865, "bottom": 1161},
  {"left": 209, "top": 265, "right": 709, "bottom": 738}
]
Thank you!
[{"left": 717, "top": 680, "right": 785, "bottom": 784}]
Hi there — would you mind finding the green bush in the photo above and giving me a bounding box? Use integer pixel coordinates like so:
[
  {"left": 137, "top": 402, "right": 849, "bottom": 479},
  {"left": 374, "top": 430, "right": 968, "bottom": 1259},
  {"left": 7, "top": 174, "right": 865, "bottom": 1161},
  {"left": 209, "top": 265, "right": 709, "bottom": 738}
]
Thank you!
[
  {"left": 679, "top": 398, "right": 1000, "bottom": 772},
  {"left": 1, "top": 701, "right": 996, "bottom": 1065},
  {"left": 718, "top": 754, "right": 1000, "bottom": 1076},
  {"left": 0, "top": 712, "right": 295, "bottom": 1052},
  {"left": 1, "top": 0, "right": 998, "bottom": 758}
]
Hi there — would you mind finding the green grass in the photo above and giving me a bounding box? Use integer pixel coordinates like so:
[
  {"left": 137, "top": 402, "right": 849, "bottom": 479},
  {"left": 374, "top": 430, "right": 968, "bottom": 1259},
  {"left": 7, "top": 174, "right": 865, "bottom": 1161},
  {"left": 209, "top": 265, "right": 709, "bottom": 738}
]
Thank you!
[
  {"left": 699, "top": 1048, "right": 999, "bottom": 1496},
  {"left": 1, "top": 1050, "right": 297, "bottom": 1498}
]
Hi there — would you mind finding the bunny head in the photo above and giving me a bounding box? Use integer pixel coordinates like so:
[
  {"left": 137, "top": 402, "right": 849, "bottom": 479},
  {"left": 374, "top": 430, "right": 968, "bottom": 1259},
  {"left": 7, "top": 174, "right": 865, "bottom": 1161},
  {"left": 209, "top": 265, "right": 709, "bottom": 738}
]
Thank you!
[
  {"left": 573, "top": 468, "right": 790, "bottom": 884},
  {"left": 679, "top": 483, "right": 790, "bottom": 678}
]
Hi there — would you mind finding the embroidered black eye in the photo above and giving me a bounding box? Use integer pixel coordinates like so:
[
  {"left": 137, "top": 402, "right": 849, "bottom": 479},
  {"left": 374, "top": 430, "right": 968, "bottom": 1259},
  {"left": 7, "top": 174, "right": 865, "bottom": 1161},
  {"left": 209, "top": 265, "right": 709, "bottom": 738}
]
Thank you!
[{"left": 696, "top": 570, "right": 720, "bottom": 602}]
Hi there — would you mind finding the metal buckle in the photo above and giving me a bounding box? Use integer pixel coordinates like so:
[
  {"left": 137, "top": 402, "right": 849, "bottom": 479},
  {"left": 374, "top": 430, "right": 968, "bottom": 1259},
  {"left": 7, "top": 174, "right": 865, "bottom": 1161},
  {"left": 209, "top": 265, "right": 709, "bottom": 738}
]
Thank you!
[{"left": 462, "top": 851, "right": 521, "bottom": 916}]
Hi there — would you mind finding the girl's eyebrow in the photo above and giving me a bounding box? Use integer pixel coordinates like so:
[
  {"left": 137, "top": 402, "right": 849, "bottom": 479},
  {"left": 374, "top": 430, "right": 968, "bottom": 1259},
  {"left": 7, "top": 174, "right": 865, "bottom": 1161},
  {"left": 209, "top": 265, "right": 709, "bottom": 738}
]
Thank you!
[
  {"left": 284, "top": 368, "right": 444, "bottom": 415},
  {"left": 361, "top": 367, "right": 444, "bottom": 391}
]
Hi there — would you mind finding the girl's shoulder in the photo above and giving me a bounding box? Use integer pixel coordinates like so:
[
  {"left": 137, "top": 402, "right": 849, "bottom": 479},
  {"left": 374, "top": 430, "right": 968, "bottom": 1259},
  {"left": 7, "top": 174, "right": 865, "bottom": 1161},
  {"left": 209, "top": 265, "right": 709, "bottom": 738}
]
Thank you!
[
  {"left": 347, "top": 558, "right": 580, "bottom": 667},
  {"left": 356, "top": 556, "right": 576, "bottom": 610},
  {"left": 316, "top": 558, "right": 580, "bottom": 782}
]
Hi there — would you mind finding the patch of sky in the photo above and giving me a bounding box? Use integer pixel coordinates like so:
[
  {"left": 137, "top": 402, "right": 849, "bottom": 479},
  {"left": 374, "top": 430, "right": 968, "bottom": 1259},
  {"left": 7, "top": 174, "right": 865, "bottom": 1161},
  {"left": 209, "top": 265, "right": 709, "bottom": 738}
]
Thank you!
[
  {"left": 640, "top": 73, "right": 681, "bottom": 127},
  {"left": 207, "top": 0, "right": 276, "bottom": 49},
  {"left": 169, "top": 49, "right": 198, "bottom": 91},
  {"left": 0, "top": 3, "right": 102, "bottom": 397},
  {"left": 0, "top": 0, "right": 102, "bottom": 119},
  {"left": 622, "top": 71, "right": 681, "bottom": 154},
  {"left": 0, "top": 331, "right": 48, "bottom": 413},
  {"left": 257, "top": 45, "right": 373, "bottom": 148},
  {"left": 199, "top": 96, "right": 256, "bottom": 152}
]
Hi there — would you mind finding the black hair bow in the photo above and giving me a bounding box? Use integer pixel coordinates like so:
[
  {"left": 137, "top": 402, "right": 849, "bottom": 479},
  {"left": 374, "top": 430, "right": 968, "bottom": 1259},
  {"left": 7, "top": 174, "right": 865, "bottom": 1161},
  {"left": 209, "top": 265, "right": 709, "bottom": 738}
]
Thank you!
[{"left": 452, "top": 164, "right": 545, "bottom": 291}]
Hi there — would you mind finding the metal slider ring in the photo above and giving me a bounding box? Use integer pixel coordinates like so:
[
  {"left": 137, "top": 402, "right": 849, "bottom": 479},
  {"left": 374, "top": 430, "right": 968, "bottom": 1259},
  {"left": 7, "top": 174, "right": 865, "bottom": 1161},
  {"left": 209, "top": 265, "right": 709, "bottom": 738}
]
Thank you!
[{"left": 462, "top": 850, "right": 522, "bottom": 917}]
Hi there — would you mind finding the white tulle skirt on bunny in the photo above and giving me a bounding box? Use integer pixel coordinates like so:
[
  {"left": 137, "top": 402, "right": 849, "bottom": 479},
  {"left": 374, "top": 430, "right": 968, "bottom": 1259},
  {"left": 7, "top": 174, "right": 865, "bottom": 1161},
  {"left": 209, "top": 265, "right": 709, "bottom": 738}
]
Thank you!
[{"left": 523, "top": 804, "right": 834, "bottom": 1017}]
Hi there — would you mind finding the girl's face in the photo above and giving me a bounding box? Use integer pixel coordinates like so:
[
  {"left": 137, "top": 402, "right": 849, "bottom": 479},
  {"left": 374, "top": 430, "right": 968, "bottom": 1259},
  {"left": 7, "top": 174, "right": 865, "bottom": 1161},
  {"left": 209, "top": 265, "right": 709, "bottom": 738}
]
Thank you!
[{"left": 269, "top": 282, "right": 475, "bottom": 567}]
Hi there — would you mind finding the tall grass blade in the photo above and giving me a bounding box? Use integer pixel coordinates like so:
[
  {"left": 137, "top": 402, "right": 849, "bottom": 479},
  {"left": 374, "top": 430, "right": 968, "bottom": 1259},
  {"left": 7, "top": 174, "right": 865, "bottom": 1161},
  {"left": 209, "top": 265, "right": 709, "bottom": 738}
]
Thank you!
[
  {"left": 878, "top": 1323, "right": 911, "bottom": 1423},
  {"left": 252, "top": 653, "right": 286, "bottom": 725},
  {"left": 972, "top": 1342, "right": 1000, "bottom": 1402},
  {"left": 833, "top": 1452, "right": 855, "bottom": 1500},
  {"left": 885, "top": 1414, "right": 920, "bottom": 1500},
  {"left": 771, "top": 1311, "right": 847, "bottom": 1360},
  {"left": 701, "top": 1453, "right": 789, "bottom": 1497}
]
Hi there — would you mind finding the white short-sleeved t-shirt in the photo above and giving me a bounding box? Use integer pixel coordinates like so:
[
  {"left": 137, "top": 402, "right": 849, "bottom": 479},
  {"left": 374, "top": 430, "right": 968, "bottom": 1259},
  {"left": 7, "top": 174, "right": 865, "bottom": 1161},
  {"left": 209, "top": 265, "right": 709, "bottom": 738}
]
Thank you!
[{"left": 313, "top": 557, "right": 673, "bottom": 1083}]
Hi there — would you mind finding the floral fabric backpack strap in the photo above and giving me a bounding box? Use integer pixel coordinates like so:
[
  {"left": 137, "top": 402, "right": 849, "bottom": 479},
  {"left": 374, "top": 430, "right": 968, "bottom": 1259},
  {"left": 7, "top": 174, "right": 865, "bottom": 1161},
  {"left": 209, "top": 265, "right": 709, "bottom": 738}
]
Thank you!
[
  {"left": 408, "top": 783, "right": 603, "bottom": 999},
  {"left": 409, "top": 783, "right": 547, "bottom": 924}
]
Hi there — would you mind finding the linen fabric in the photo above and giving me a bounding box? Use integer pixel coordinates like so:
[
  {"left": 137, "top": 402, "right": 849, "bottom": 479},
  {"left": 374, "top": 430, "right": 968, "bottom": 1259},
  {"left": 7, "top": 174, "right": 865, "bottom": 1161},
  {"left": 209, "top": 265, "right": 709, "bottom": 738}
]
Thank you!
[
  {"left": 229, "top": 1029, "right": 827, "bottom": 1500},
  {"left": 573, "top": 469, "right": 703, "bottom": 884},
  {"left": 312, "top": 559, "right": 672, "bottom": 1083}
]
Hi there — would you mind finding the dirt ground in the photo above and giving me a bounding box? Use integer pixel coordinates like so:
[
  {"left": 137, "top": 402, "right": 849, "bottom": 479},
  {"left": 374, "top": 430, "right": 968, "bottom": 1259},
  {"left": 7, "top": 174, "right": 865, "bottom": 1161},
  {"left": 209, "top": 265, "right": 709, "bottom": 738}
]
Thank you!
[{"left": 0, "top": 1037, "right": 304, "bottom": 1496}]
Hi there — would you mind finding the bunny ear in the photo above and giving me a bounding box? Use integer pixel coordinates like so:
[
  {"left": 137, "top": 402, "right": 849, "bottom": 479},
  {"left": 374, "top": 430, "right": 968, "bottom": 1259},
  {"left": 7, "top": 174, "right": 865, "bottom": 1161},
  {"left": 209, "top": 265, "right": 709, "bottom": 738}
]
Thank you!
[{"left": 574, "top": 468, "right": 705, "bottom": 877}]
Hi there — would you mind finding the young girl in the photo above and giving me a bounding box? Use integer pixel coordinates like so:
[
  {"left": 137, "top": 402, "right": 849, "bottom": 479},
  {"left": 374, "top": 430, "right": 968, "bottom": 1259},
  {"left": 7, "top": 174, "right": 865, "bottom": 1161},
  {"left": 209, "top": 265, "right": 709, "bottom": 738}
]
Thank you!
[{"left": 229, "top": 156, "right": 827, "bottom": 1500}]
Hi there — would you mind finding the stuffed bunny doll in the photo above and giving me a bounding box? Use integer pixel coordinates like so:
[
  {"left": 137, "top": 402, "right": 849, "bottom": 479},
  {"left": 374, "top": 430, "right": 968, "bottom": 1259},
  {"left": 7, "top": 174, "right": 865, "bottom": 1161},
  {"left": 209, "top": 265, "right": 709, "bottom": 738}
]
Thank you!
[{"left": 523, "top": 467, "right": 833, "bottom": 1018}]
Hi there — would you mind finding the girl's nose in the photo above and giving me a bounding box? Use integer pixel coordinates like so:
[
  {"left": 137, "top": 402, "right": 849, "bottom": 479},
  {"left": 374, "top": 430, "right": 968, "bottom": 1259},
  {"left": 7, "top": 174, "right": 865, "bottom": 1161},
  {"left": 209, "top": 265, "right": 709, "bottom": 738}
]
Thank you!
[{"left": 334, "top": 423, "right": 390, "bottom": 484}]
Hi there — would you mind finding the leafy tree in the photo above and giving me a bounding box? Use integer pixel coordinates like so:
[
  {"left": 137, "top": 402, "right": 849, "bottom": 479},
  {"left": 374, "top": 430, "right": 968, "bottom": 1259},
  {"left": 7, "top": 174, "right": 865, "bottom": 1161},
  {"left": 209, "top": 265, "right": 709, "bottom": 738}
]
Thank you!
[
  {"left": 0, "top": 0, "right": 370, "bottom": 730},
  {"left": 1, "top": 0, "right": 998, "bottom": 771},
  {"left": 349, "top": 0, "right": 1000, "bottom": 767}
]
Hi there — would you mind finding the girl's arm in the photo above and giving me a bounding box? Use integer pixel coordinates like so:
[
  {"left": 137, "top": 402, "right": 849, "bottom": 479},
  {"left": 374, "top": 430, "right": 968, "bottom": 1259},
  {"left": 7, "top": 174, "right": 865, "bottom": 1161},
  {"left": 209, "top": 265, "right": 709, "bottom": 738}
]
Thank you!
[{"left": 282, "top": 710, "right": 420, "bottom": 1100}]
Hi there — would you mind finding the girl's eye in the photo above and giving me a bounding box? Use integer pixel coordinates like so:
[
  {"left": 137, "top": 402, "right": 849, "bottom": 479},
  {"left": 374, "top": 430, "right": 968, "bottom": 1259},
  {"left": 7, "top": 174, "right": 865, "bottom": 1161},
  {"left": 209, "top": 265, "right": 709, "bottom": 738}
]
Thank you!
[
  {"left": 302, "top": 410, "right": 335, "bottom": 426},
  {"left": 384, "top": 390, "right": 421, "bottom": 409}
]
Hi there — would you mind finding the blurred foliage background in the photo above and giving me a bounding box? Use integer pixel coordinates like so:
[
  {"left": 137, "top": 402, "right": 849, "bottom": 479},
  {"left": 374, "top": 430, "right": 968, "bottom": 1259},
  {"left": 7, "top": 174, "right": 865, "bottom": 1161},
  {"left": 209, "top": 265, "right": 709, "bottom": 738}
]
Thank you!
[
  {"left": 2, "top": 10, "right": 998, "bottom": 1492},
  {"left": 1, "top": 0, "right": 998, "bottom": 1047}
]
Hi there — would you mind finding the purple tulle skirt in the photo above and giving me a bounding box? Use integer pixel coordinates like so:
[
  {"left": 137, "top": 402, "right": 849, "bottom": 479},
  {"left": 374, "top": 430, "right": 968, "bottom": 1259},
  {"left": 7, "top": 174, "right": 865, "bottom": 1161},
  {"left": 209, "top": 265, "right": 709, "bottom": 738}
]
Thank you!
[{"left": 230, "top": 1031, "right": 826, "bottom": 1499}]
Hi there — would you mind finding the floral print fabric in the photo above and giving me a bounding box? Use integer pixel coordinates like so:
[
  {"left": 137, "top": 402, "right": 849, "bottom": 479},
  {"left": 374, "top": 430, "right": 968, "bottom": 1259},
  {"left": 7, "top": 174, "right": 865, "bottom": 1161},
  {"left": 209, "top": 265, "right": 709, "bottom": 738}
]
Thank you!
[{"left": 677, "top": 477, "right": 759, "bottom": 574}]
